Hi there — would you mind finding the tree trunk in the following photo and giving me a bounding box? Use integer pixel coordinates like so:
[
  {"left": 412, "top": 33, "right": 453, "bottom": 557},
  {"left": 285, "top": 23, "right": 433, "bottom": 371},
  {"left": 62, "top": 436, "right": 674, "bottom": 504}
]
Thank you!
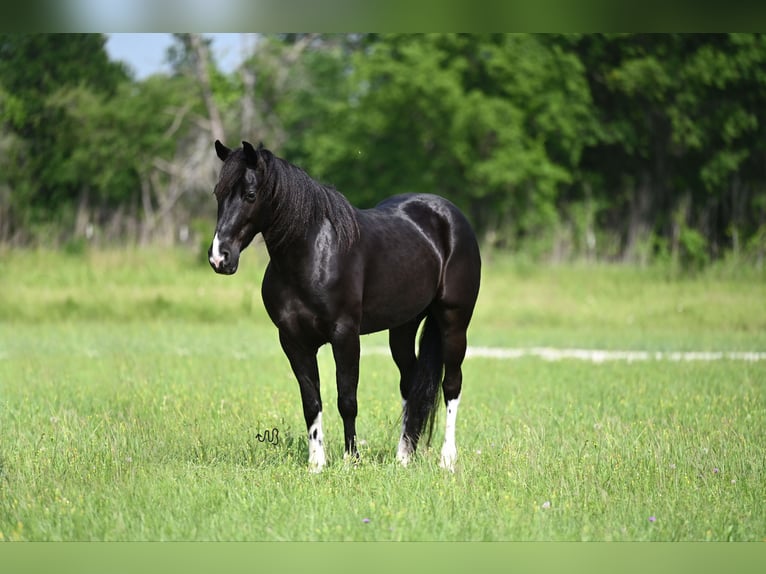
[
  {"left": 240, "top": 34, "right": 257, "bottom": 140},
  {"left": 189, "top": 33, "right": 225, "bottom": 143},
  {"left": 671, "top": 192, "right": 691, "bottom": 266},
  {"left": 624, "top": 172, "right": 653, "bottom": 264},
  {"left": 139, "top": 177, "right": 156, "bottom": 245},
  {"left": 74, "top": 189, "right": 91, "bottom": 239},
  {"left": 759, "top": 204, "right": 765, "bottom": 271},
  {"left": 730, "top": 175, "right": 746, "bottom": 255}
]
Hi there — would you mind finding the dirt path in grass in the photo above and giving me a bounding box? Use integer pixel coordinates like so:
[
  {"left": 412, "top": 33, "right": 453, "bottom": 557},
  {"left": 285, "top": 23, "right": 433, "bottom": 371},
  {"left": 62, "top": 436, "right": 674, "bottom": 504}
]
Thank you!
[{"left": 361, "top": 346, "right": 766, "bottom": 362}]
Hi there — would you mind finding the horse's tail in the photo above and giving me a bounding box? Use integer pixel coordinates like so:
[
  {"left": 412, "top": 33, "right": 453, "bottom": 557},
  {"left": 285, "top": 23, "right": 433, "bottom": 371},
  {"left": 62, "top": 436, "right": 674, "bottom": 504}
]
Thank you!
[{"left": 406, "top": 312, "right": 444, "bottom": 448}]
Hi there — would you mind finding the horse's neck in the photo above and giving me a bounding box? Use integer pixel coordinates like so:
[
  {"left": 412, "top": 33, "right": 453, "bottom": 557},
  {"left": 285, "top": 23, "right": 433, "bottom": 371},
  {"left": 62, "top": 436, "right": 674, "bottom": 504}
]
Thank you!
[
  {"left": 264, "top": 217, "right": 339, "bottom": 279},
  {"left": 262, "top": 219, "right": 317, "bottom": 262}
]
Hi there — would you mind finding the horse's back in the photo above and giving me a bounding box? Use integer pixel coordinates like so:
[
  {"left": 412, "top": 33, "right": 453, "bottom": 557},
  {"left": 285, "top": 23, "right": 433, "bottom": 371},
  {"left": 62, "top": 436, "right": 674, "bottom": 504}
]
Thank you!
[
  {"left": 355, "top": 193, "right": 480, "bottom": 333},
  {"left": 373, "top": 192, "right": 480, "bottom": 276},
  {"left": 392, "top": 194, "right": 481, "bottom": 311}
]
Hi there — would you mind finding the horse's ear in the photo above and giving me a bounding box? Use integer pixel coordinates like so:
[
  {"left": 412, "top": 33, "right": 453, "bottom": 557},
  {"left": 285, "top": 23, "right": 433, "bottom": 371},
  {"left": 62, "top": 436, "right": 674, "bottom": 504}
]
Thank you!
[
  {"left": 242, "top": 140, "right": 260, "bottom": 167},
  {"left": 215, "top": 140, "right": 231, "bottom": 162}
]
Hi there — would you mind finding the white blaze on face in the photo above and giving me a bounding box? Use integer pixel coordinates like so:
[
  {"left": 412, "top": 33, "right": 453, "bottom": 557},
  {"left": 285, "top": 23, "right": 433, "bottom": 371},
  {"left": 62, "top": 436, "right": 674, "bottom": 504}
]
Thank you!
[
  {"left": 308, "top": 412, "right": 326, "bottom": 473},
  {"left": 209, "top": 233, "right": 224, "bottom": 268},
  {"left": 439, "top": 394, "right": 461, "bottom": 472}
]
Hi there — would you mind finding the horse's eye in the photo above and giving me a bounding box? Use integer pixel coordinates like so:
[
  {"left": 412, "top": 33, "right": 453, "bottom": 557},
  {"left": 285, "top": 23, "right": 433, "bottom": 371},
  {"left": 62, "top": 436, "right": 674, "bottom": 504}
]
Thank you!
[{"left": 245, "top": 190, "right": 257, "bottom": 202}]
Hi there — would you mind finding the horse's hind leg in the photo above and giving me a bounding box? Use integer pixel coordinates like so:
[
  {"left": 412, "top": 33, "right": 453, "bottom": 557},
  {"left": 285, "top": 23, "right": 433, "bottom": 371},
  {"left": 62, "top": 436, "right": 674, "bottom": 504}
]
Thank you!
[
  {"left": 433, "top": 223, "right": 481, "bottom": 471},
  {"left": 433, "top": 306, "right": 472, "bottom": 472},
  {"left": 388, "top": 315, "right": 423, "bottom": 466}
]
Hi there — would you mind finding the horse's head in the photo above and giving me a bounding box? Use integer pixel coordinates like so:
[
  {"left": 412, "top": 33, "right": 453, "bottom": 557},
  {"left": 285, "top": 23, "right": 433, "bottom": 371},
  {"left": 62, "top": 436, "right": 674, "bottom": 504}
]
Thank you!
[{"left": 208, "top": 140, "right": 269, "bottom": 274}]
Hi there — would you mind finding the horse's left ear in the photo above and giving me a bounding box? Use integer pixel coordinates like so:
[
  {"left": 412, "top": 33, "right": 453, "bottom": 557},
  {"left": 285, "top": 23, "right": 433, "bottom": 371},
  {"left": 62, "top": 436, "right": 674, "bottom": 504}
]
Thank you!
[{"left": 215, "top": 140, "right": 231, "bottom": 162}]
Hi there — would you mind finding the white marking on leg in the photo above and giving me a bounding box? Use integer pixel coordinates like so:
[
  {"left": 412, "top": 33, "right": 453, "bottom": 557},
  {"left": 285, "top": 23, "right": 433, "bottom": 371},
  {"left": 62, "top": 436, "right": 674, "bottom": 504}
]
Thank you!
[
  {"left": 308, "top": 412, "right": 326, "bottom": 473},
  {"left": 440, "top": 395, "right": 461, "bottom": 472},
  {"left": 396, "top": 435, "right": 412, "bottom": 466},
  {"left": 209, "top": 233, "right": 224, "bottom": 268},
  {"left": 396, "top": 399, "right": 412, "bottom": 466}
]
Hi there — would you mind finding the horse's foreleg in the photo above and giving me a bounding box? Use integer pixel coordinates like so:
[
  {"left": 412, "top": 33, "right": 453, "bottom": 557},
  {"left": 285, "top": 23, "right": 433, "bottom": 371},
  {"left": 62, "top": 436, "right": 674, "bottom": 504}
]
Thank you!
[
  {"left": 279, "top": 332, "right": 324, "bottom": 472},
  {"left": 331, "top": 326, "right": 361, "bottom": 462}
]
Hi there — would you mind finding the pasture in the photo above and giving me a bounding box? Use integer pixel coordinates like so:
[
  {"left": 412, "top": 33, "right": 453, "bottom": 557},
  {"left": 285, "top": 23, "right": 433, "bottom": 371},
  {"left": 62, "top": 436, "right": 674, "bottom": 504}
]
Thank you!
[{"left": 0, "top": 247, "right": 764, "bottom": 541}]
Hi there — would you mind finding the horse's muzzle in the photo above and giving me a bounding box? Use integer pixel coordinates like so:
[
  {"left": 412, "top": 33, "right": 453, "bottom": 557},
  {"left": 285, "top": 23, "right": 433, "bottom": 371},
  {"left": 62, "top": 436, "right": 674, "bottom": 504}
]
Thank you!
[
  {"left": 208, "top": 235, "right": 239, "bottom": 275},
  {"left": 210, "top": 258, "right": 238, "bottom": 275}
]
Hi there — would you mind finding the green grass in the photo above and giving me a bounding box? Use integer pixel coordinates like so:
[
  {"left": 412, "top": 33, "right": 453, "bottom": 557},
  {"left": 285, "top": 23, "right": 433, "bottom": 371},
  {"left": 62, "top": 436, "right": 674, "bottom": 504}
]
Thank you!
[{"left": 0, "top": 247, "right": 764, "bottom": 540}]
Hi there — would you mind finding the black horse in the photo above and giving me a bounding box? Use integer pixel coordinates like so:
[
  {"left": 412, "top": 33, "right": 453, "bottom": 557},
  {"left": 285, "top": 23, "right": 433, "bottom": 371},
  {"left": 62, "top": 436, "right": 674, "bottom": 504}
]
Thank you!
[{"left": 208, "top": 141, "right": 481, "bottom": 472}]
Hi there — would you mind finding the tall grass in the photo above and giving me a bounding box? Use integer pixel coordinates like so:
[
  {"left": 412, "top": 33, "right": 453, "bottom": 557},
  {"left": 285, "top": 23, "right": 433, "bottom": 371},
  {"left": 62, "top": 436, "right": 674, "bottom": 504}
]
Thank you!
[
  {"left": 2, "top": 245, "right": 764, "bottom": 348},
  {"left": 0, "top": 247, "right": 764, "bottom": 540}
]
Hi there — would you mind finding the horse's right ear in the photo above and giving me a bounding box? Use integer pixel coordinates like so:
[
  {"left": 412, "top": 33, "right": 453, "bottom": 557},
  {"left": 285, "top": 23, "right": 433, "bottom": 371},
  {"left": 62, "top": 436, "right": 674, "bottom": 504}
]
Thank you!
[
  {"left": 215, "top": 140, "right": 231, "bottom": 162},
  {"left": 242, "top": 140, "right": 261, "bottom": 167}
]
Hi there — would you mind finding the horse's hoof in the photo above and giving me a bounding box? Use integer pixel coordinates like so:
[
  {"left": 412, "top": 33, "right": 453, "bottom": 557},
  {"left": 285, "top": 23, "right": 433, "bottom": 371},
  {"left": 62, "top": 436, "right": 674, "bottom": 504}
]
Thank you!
[{"left": 440, "top": 444, "right": 457, "bottom": 472}]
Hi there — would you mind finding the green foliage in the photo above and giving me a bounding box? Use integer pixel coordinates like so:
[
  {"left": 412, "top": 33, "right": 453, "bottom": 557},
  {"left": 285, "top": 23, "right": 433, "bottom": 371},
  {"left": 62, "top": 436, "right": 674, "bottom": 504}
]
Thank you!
[
  {"left": 278, "top": 34, "right": 596, "bottom": 248},
  {"left": 573, "top": 34, "right": 766, "bottom": 261},
  {"left": 678, "top": 227, "right": 710, "bottom": 272},
  {"left": 0, "top": 34, "right": 207, "bottom": 244},
  {"left": 0, "top": 34, "right": 129, "bottom": 235},
  {"left": 2, "top": 33, "right": 766, "bottom": 264}
]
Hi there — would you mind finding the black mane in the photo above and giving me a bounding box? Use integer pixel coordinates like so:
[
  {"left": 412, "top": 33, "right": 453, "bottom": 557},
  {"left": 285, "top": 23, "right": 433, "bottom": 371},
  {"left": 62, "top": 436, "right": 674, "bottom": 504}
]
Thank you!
[
  {"left": 262, "top": 151, "right": 360, "bottom": 251},
  {"left": 218, "top": 148, "right": 360, "bottom": 251}
]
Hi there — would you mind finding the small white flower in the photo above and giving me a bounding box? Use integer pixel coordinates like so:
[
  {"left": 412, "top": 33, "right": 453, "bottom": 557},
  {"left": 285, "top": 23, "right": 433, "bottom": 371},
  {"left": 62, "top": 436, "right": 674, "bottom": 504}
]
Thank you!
[{"left": 541, "top": 501, "right": 551, "bottom": 509}]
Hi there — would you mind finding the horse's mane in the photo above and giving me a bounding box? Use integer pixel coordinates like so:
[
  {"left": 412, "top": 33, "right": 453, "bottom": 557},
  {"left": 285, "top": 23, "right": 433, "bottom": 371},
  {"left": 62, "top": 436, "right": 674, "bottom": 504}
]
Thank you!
[{"left": 218, "top": 148, "right": 360, "bottom": 251}]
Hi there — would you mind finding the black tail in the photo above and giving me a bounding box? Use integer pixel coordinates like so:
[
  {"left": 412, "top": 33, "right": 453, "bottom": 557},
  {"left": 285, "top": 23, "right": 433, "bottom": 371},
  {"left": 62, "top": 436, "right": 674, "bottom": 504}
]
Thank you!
[{"left": 405, "top": 313, "right": 444, "bottom": 449}]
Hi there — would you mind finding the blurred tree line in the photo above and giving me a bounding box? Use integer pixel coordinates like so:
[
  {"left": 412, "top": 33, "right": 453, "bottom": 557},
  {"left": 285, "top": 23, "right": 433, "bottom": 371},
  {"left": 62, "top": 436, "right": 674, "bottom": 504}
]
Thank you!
[{"left": 1, "top": 33, "right": 765, "bottom": 268}]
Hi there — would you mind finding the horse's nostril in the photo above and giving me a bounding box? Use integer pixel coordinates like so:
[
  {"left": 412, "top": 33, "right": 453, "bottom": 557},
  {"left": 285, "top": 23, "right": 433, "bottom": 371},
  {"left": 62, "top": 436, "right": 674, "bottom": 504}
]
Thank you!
[{"left": 209, "top": 233, "right": 231, "bottom": 269}]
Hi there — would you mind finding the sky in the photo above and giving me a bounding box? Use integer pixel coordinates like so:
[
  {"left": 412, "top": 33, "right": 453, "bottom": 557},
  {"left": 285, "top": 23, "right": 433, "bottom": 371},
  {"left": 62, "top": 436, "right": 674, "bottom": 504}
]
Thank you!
[{"left": 105, "top": 33, "right": 247, "bottom": 79}]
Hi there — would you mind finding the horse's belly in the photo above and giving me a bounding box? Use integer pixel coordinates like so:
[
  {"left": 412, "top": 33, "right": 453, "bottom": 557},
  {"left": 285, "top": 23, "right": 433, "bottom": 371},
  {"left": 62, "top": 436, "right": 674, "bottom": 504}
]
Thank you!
[
  {"left": 358, "top": 258, "right": 439, "bottom": 334},
  {"left": 356, "top": 199, "right": 450, "bottom": 334},
  {"left": 359, "top": 302, "right": 430, "bottom": 334}
]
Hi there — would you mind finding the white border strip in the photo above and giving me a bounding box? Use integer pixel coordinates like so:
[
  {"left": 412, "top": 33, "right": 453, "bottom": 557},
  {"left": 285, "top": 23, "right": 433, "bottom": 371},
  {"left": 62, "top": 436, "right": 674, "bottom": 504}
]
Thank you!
[{"left": 361, "top": 346, "right": 766, "bottom": 363}]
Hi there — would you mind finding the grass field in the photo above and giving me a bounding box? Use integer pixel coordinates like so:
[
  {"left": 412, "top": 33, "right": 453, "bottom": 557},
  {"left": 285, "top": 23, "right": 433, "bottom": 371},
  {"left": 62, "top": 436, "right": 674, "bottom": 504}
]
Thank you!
[{"left": 0, "top": 246, "right": 764, "bottom": 541}]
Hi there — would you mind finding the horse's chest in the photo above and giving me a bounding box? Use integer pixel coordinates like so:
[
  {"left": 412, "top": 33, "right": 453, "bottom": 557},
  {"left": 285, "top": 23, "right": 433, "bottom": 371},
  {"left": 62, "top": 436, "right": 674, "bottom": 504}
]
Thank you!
[{"left": 262, "top": 270, "right": 346, "bottom": 340}]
